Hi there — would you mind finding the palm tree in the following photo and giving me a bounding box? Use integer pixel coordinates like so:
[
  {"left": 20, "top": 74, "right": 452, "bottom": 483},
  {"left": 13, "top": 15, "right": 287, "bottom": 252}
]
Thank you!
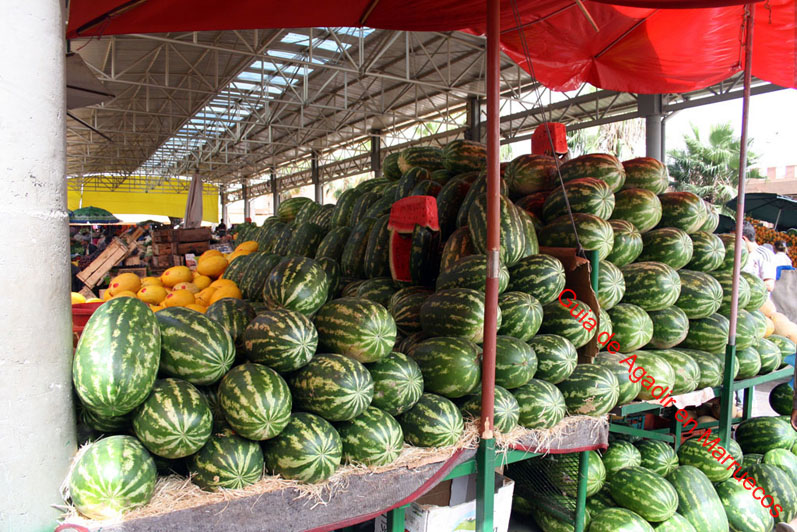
[{"left": 667, "top": 122, "right": 762, "bottom": 206}]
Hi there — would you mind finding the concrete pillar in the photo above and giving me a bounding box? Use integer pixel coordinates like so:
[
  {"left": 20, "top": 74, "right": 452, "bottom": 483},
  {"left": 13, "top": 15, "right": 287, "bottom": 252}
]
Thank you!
[
  {"left": 242, "top": 179, "right": 251, "bottom": 220},
  {"left": 311, "top": 151, "right": 322, "bottom": 204},
  {"left": 271, "top": 172, "right": 279, "bottom": 214},
  {"left": 465, "top": 96, "right": 482, "bottom": 142},
  {"left": 0, "top": 2, "right": 76, "bottom": 530},
  {"left": 370, "top": 130, "right": 382, "bottom": 178},
  {"left": 220, "top": 186, "right": 229, "bottom": 226},
  {"left": 639, "top": 94, "right": 663, "bottom": 160}
]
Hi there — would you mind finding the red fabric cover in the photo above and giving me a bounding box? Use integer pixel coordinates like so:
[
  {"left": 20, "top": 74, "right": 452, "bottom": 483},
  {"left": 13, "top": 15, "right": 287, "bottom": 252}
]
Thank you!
[
  {"left": 388, "top": 196, "right": 439, "bottom": 233},
  {"left": 65, "top": 0, "right": 796, "bottom": 94}
]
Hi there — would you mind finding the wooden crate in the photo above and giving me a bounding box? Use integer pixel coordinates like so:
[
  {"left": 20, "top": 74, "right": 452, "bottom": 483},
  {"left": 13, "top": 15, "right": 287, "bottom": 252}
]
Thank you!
[
  {"left": 175, "top": 241, "right": 210, "bottom": 255},
  {"left": 116, "top": 266, "right": 147, "bottom": 278},
  {"left": 153, "top": 242, "right": 175, "bottom": 256},
  {"left": 175, "top": 227, "right": 211, "bottom": 242},
  {"left": 152, "top": 229, "right": 174, "bottom": 243},
  {"left": 77, "top": 240, "right": 131, "bottom": 288}
]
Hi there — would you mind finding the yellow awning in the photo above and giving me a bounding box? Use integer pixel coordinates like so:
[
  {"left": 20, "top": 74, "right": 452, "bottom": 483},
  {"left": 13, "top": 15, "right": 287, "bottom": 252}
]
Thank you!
[{"left": 68, "top": 185, "right": 219, "bottom": 223}]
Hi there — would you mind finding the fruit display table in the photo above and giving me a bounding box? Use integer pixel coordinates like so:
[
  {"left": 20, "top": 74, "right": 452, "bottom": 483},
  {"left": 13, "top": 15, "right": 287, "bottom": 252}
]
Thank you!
[{"left": 57, "top": 417, "right": 608, "bottom": 532}]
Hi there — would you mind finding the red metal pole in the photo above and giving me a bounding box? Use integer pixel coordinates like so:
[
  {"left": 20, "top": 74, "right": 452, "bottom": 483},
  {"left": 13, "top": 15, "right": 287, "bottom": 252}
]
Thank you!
[{"left": 481, "top": 0, "right": 500, "bottom": 439}]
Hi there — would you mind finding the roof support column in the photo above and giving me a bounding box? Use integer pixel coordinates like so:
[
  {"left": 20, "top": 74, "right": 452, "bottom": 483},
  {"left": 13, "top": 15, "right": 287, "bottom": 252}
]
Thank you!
[
  {"left": 639, "top": 94, "right": 663, "bottom": 160},
  {"left": 0, "top": 1, "right": 76, "bottom": 529},
  {"left": 242, "top": 179, "right": 251, "bottom": 220},
  {"left": 466, "top": 96, "right": 483, "bottom": 142},
  {"left": 271, "top": 171, "right": 280, "bottom": 214},
  {"left": 220, "top": 186, "right": 229, "bottom": 226},
  {"left": 312, "top": 151, "right": 322, "bottom": 204},
  {"left": 370, "top": 129, "right": 382, "bottom": 178}
]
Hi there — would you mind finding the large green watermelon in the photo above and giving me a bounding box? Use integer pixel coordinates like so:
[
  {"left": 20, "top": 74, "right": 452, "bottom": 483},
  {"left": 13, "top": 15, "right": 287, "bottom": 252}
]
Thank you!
[
  {"left": 611, "top": 188, "right": 662, "bottom": 233},
  {"left": 676, "top": 269, "right": 723, "bottom": 319},
  {"left": 539, "top": 213, "right": 614, "bottom": 261},
  {"left": 68, "top": 435, "right": 157, "bottom": 520},
  {"left": 594, "top": 351, "right": 642, "bottom": 406},
  {"left": 681, "top": 313, "right": 729, "bottom": 354},
  {"left": 512, "top": 378, "right": 567, "bottom": 429},
  {"left": 528, "top": 334, "right": 578, "bottom": 384},
  {"left": 497, "top": 291, "right": 543, "bottom": 341},
  {"left": 717, "top": 234, "right": 749, "bottom": 272},
  {"left": 621, "top": 261, "right": 681, "bottom": 311},
  {"left": 505, "top": 154, "right": 557, "bottom": 197},
  {"left": 758, "top": 337, "right": 783, "bottom": 374},
  {"left": 638, "top": 440, "right": 679, "bottom": 476},
  {"left": 336, "top": 406, "right": 403, "bottom": 467},
  {"left": 399, "top": 393, "right": 464, "bottom": 447},
  {"left": 657, "top": 192, "right": 706, "bottom": 234},
  {"left": 73, "top": 297, "right": 161, "bottom": 417},
  {"left": 609, "top": 466, "right": 678, "bottom": 522},
  {"left": 715, "top": 477, "right": 775, "bottom": 532},
  {"left": 189, "top": 428, "right": 264, "bottom": 490},
  {"left": 460, "top": 385, "right": 520, "bottom": 433},
  {"left": 420, "top": 288, "right": 499, "bottom": 343},
  {"left": 435, "top": 254, "right": 510, "bottom": 293},
  {"left": 686, "top": 231, "right": 725, "bottom": 272},
  {"left": 666, "top": 466, "right": 728, "bottom": 532},
  {"left": 639, "top": 227, "right": 694, "bottom": 270},
  {"left": 622, "top": 157, "right": 669, "bottom": 194},
  {"left": 388, "top": 287, "right": 432, "bottom": 336},
  {"left": 557, "top": 364, "right": 619, "bottom": 416},
  {"left": 736, "top": 416, "right": 796, "bottom": 455},
  {"left": 205, "top": 298, "right": 256, "bottom": 345},
  {"left": 263, "top": 256, "right": 330, "bottom": 316},
  {"left": 290, "top": 353, "right": 374, "bottom": 422},
  {"left": 494, "top": 335, "right": 537, "bottom": 389},
  {"left": 652, "top": 348, "right": 700, "bottom": 394},
  {"left": 367, "top": 351, "right": 424, "bottom": 416},
  {"left": 507, "top": 254, "right": 566, "bottom": 305},
  {"left": 597, "top": 260, "right": 626, "bottom": 310},
  {"left": 314, "top": 297, "right": 396, "bottom": 363},
  {"left": 468, "top": 194, "right": 528, "bottom": 267},
  {"left": 711, "top": 271, "right": 751, "bottom": 316},
  {"left": 633, "top": 351, "right": 675, "bottom": 400},
  {"left": 742, "top": 271, "right": 768, "bottom": 311},
  {"left": 243, "top": 308, "right": 317, "bottom": 372},
  {"left": 540, "top": 295, "right": 598, "bottom": 349},
  {"left": 560, "top": 153, "right": 626, "bottom": 192},
  {"left": 542, "top": 177, "right": 615, "bottom": 221},
  {"left": 607, "top": 219, "right": 644, "bottom": 267},
  {"left": 601, "top": 440, "right": 641, "bottom": 478},
  {"left": 743, "top": 463, "right": 797, "bottom": 523},
  {"left": 411, "top": 336, "right": 481, "bottom": 398},
  {"left": 647, "top": 306, "right": 689, "bottom": 349},
  {"left": 263, "top": 412, "right": 342, "bottom": 484},
  {"left": 609, "top": 303, "right": 654, "bottom": 352}
]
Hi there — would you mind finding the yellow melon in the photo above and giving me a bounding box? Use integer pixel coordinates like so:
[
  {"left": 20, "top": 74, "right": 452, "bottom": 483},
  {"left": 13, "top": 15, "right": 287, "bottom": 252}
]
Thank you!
[
  {"left": 760, "top": 299, "right": 777, "bottom": 318},
  {"left": 172, "top": 281, "right": 200, "bottom": 294},
  {"left": 161, "top": 266, "right": 193, "bottom": 287},
  {"left": 86, "top": 298, "right": 103, "bottom": 303},
  {"left": 196, "top": 286, "right": 218, "bottom": 306},
  {"left": 199, "top": 249, "right": 223, "bottom": 261},
  {"left": 227, "top": 250, "right": 252, "bottom": 263},
  {"left": 197, "top": 255, "right": 228, "bottom": 278},
  {"left": 102, "top": 289, "right": 113, "bottom": 301},
  {"left": 235, "top": 240, "right": 259, "bottom": 253},
  {"left": 209, "top": 285, "right": 243, "bottom": 305},
  {"left": 137, "top": 285, "right": 168, "bottom": 305},
  {"left": 193, "top": 275, "right": 212, "bottom": 290},
  {"left": 108, "top": 273, "right": 142, "bottom": 295},
  {"left": 209, "top": 279, "right": 237, "bottom": 289},
  {"left": 772, "top": 312, "right": 791, "bottom": 336},
  {"left": 112, "top": 290, "right": 139, "bottom": 299},
  {"left": 185, "top": 303, "right": 208, "bottom": 313},
  {"left": 141, "top": 276, "right": 163, "bottom": 287},
  {"left": 163, "top": 289, "right": 196, "bottom": 307},
  {"left": 71, "top": 292, "right": 86, "bottom": 305},
  {"left": 764, "top": 316, "right": 775, "bottom": 337},
  {"left": 149, "top": 304, "right": 164, "bottom": 312}
]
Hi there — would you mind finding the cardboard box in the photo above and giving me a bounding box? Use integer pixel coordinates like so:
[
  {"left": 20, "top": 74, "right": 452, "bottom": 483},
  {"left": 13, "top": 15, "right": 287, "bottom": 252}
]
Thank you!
[{"left": 374, "top": 473, "right": 514, "bottom": 532}]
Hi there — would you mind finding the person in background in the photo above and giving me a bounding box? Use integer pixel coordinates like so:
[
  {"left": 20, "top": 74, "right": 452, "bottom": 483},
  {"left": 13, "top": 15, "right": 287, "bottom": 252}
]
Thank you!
[
  {"left": 742, "top": 221, "right": 776, "bottom": 292},
  {"left": 773, "top": 240, "right": 793, "bottom": 268}
]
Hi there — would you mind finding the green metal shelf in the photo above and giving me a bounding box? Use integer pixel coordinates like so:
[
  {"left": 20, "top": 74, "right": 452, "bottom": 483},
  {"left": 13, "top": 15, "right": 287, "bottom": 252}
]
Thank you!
[{"left": 711, "top": 365, "right": 793, "bottom": 394}]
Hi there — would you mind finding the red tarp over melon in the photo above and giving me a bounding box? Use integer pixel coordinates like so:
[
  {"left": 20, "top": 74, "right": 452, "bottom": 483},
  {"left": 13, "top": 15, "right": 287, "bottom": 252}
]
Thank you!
[{"left": 65, "top": 0, "right": 796, "bottom": 94}]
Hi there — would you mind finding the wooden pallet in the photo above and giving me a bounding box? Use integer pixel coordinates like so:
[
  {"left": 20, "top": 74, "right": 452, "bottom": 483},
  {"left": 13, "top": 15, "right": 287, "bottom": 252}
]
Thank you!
[{"left": 76, "top": 227, "right": 145, "bottom": 288}]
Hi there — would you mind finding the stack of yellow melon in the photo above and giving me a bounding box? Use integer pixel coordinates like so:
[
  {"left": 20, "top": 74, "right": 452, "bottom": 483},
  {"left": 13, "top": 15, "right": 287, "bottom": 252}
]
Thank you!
[{"left": 760, "top": 299, "right": 797, "bottom": 344}]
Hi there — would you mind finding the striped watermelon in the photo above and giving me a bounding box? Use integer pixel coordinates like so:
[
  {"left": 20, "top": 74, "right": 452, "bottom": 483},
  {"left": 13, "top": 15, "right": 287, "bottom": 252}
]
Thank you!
[
  {"left": 315, "top": 257, "right": 341, "bottom": 298},
  {"left": 336, "top": 406, "right": 403, "bottom": 466},
  {"left": 495, "top": 335, "right": 537, "bottom": 389},
  {"left": 769, "top": 382, "right": 793, "bottom": 415},
  {"left": 468, "top": 194, "right": 527, "bottom": 267},
  {"left": 456, "top": 174, "right": 509, "bottom": 228},
  {"left": 73, "top": 297, "right": 161, "bottom": 417},
  {"left": 622, "top": 157, "right": 669, "bottom": 194},
  {"left": 264, "top": 256, "right": 330, "bottom": 316},
  {"left": 395, "top": 168, "right": 431, "bottom": 201},
  {"left": 350, "top": 192, "right": 380, "bottom": 226},
  {"left": 442, "top": 139, "right": 487, "bottom": 174},
  {"left": 736, "top": 346, "right": 761, "bottom": 378},
  {"left": 608, "top": 303, "right": 654, "bottom": 352},
  {"left": 217, "top": 363, "right": 292, "bottom": 441},
  {"left": 607, "top": 219, "right": 644, "bottom": 267},
  {"left": 367, "top": 351, "right": 424, "bottom": 416},
  {"left": 716, "top": 234, "right": 749, "bottom": 272},
  {"left": 363, "top": 215, "right": 392, "bottom": 279},
  {"left": 314, "top": 298, "right": 396, "bottom": 363},
  {"left": 512, "top": 379, "right": 567, "bottom": 429},
  {"left": 383, "top": 153, "right": 402, "bottom": 180},
  {"left": 437, "top": 178, "right": 474, "bottom": 239},
  {"left": 611, "top": 188, "right": 663, "bottom": 233},
  {"left": 397, "top": 146, "right": 443, "bottom": 174},
  {"left": 340, "top": 216, "right": 377, "bottom": 278},
  {"left": 528, "top": 334, "right": 578, "bottom": 384},
  {"left": 515, "top": 191, "right": 548, "bottom": 220},
  {"left": 540, "top": 297, "right": 598, "bottom": 349},
  {"left": 435, "top": 254, "right": 510, "bottom": 293},
  {"left": 79, "top": 406, "right": 132, "bottom": 434},
  {"left": 263, "top": 412, "right": 342, "bottom": 484},
  {"left": 316, "top": 226, "right": 352, "bottom": 262},
  {"left": 278, "top": 197, "right": 313, "bottom": 223},
  {"left": 440, "top": 228, "right": 475, "bottom": 274},
  {"left": 768, "top": 334, "right": 796, "bottom": 359},
  {"left": 505, "top": 154, "right": 557, "bottom": 197},
  {"left": 507, "top": 254, "right": 566, "bottom": 305},
  {"left": 420, "top": 288, "right": 499, "bottom": 344},
  {"left": 68, "top": 435, "right": 157, "bottom": 520},
  {"left": 634, "top": 351, "right": 675, "bottom": 400},
  {"left": 609, "top": 466, "right": 678, "bottom": 522},
  {"left": 711, "top": 271, "right": 751, "bottom": 316},
  {"left": 657, "top": 192, "right": 706, "bottom": 234},
  {"left": 409, "top": 224, "right": 442, "bottom": 287},
  {"left": 666, "top": 466, "right": 728, "bottom": 532},
  {"left": 640, "top": 227, "right": 694, "bottom": 270},
  {"left": 587, "top": 491, "right": 614, "bottom": 517},
  {"left": 238, "top": 252, "right": 282, "bottom": 300},
  {"left": 132, "top": 378, "right": 212, "bottom": 459},
  {"left": 736, "top": 416, "right": 796, "bottom": 454},
  {"left": 743, "top": 463, "right": 797, "bottom": 523},
  {"left": 653, "top": 348, "right": 700, "bottom": 394},
  {"left": 594, "top": 351, "right": 642, "bottom": 405},
  {"left": 411, "top": 336, "right": 481, "bottom": 398},
  {"left": 700, "top": 201, "right": 720, "bottom": 232},
  {"left": 399, "top": 393, "right": 464, "bottom": 447},
  {"left": 289, "top": 353, "right": 374, "bottom": 422},
  {"left": 757, "top": 337, "right": 783, "bottom": 374},
  {"left": 557, "top": 364, "right": 619, "bottom": 416},
  {"left": 155, "top": 307, "right": 235, "bottom": 386},
  {"left": 243, "top": 309, "right": 317, "bottom": 372},
  {"left": 542, "top": 178, "right": 615, "bottom": 221},
  {"left": 388, "top": 287, "right": 432, "bottom": 336},
  {"left": 638, "top": 440, "right": 679, "bottom": 476},
  {"left": 190, "top": 428, "right": 264, "bottom": 490},
  {"left": 497, "top": 291, "right": 543, "bottom": 341},
  {"left": 598, "top": 307, "right": 613, "bottom": 342},
  {"left": 676, "top": 269, "right": 723, "bottom": 319},
  {"left": 590, "top": 508, "right": 653, "bottom": 532},
  {"left": 205, "top": 298, "right": 256, "bottom": 345},
  {"left": 286, "top": 222, "right": 326, "bottom": 258},
  {"left": 356, "top": 277, "right": 398, "bottom": 308},
  {"left": 597, "top": 260, "right": 626, "bottom": 310},
  {"left": 741, "top": 271, "right": 768, "bottom": 311},
  {"left": 560, "top": 153, "right": 626, "bottom": 192},
  {"left": 647, "top": 306, "right": 690, "bottom": 349},
  {"left": 517, "top": 208, "right": 540, "bottom": 257},
  {"left": 601, "top": 441, "right": 641, "bottom": 478},
  {"left": 394, "top": 331, "right": 428, "bottom": 355},
  {"left": 532, "top": 505, "right": 592, "bottom": 532},
  {"left": 715, "top": 477, "right": 775, "bottom": 532},
  {"left": 764, "top": 448, "right": 797, "bottom": 486},
  {"left": 198, "top": 385, "right": 227, "bottom": 431},
  {"left": 539, "top": 213, "right": 614, "bottom": 261},
  {"left": 680, "top": 348, "right": 722, "bottom": 388},
  {"left": 460, "top": 385, "right": 520, "bottom": 433},
  {"left": 677, "top": 439, "right": 732, "bottom": 482},
  {"left": 549, "top": 450, "right": 605, "bottom": 497},
  {"left": 687, "top": 231, "right": 725, "bottom": 272},
  {"left": 621, "top": 261, "right": 681, "bottom": 311}
]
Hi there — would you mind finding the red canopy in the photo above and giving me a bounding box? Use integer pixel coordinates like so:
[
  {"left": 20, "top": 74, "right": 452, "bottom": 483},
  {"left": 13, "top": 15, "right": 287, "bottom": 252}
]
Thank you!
[{"left": 66, "top": 0, "right": 796, "bottom": 93}]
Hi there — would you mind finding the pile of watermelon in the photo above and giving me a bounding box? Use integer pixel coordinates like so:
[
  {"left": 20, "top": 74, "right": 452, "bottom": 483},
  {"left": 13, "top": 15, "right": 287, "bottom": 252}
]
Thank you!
[
  {"left": 513, "top": 413, "right": 797, "bottom": 531},
  {"left": 65, "top": 142, "right": 797, "bottom": 521}
]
